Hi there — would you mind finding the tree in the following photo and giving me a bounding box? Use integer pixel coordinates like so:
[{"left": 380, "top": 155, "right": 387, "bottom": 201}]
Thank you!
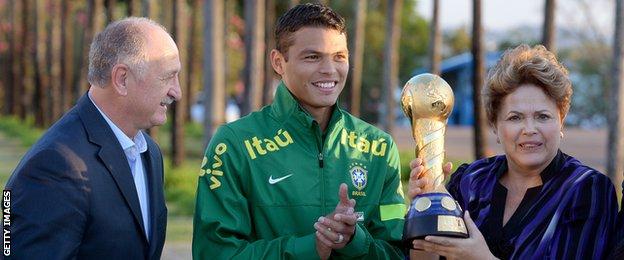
[
  {"left": 50, "top": 0, "right": 63, "bottom": 122},
  {"left": 9, "top": 0, "right": 23, "bottom": 118},
  {"left": 171, "top": 0, "right": 188, "bottom": 166},
  {"left": 263, "top": 0, "right": 277, "bottom": 106},
  {"left": 381, "top": 0, "right": 402, "bottom": 133},
  {"left": 0, "top": 1, "right": 10, "bottom": 115},
  {"left": 347, "top": 0, "right": 366, "bottom": 116},
  {"left": 22, "top": 0, "right": 36, "bottom": 120},
  {"left": 34, "top": 0, "right": 50, "bottom": 127},
  {"left": 445, "top": 27, "right": 470, "bottom": 57},
  {"left": 186, "top": 0, "right": 203, "bottom": 121},
  {"left": 472, "top": 0, "right": 488, "bottom": 159},
  {"left": 542, "top": 0, "right": 557, "bottom": 53},
  {"left": 128, "top": 0, "right": 140, "bottom": 16},
  {"left": 61, "top": 0, "right": 74, "bottom": 111},
  {"left": 241, "top": 0, "right": 265, "bottom": 116},
  {"left": 608, "top": 0, "right": 624, "bottom": 198},
  {"left": 429, "top": 0, "right": 441, "bottom": 75},
  {"left": 106, "top": 0, "right": 116, "bottom": 23},
  {"left": 78, "top": 0, "right": 105, "bottom": 102},
  {"left": 203, "top": 0, "right": 226, "bottom": 146}
]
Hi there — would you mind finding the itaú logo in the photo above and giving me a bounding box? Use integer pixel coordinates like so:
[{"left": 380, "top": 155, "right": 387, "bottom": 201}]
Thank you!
[
  {"left": 243, "top": 129, "right": 294, "bottom": 159},
  {"left": 340, "top": 129, "right": 388, "bottom": 157}
]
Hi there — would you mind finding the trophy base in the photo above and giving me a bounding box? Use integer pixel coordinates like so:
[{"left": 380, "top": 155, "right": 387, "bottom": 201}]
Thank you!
[{"left": 402, "top": 193, "right": 469, "bottom": 248}]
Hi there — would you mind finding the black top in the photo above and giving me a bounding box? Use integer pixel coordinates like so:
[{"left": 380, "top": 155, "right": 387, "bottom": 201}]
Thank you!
[{"left": 481, "top": 151, "right": 565, "bottom": 259}]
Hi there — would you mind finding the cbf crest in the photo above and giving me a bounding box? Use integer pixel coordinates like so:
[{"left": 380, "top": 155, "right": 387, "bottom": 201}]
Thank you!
[{"left": 349, "top": 163, "right": 368, "bottom": 197}]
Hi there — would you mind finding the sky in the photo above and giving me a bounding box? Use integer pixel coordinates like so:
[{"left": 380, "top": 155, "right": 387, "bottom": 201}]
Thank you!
[{"left": 415, "top": 0, "right": 614, "bottom": 34}]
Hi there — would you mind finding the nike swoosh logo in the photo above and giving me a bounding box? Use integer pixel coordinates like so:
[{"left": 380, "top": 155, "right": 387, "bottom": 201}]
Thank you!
[{"left": 268, "top": 174, "right": 293, "bottom": 184}]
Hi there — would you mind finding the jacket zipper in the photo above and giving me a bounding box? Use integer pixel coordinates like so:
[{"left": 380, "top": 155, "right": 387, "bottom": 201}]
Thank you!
[{"left": 313, "top": 121, "right": 326, "bottom": 214}]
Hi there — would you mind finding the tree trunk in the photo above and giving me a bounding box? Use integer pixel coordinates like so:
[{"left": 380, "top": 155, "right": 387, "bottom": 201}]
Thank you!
[
  {"left": 241, "top": 0, "right": 265, "bottom": 116},
  {"left": 50, "top": 0, "right": 63, "bottom": 121},
  {"left": 106, "top": 0, "right": 116, "bottom": 23},
  {"left": 542, "top": 0, "right": 556, "bottom": 53},
  {"left": 382, "top": 0, "right": 402, "bottom": 133},
  {"left": 348, "top": 0, "right": 366, "bottom": 116},
  {"left": 429, "top": 0, "right": 441, "bottom": 75},
  {"left": 608, "top": 0, "right": 624, "bottom": 200},
  {"left": 171, "top": 0, "right": 188, "bottom": 167},
  {"left": 472, "top": 0, "right": 488, "bottom": 159},
  {"left": 144, "top": 0, "right": 158, "bottom": 20},
  {"left": 171, "top": 0, "right": 189, "bottom": 167},
  {"left": 61, "top": 0, "right": 74, "bottom": 110},
  {"left": 22, "top": 0, "right": 36, "bottom": 119},
  {"left": 186, "top": 0, "right": 202, "bottom": 122},
  {"left": 263, "top": 0, "right": 276, "bottom": 106},
  {"left": 128, "top": 0, "right": 140, "bottom": 16},
  {"left": 0, "top": 1, "right": 10, "bottom": 115},
  {"left": 9, "top": 0, "right": 23, "bottom": 117},
  {"left": 34, "top": 0, "right": 50, "bottom": 127},
  {"left": 78, "top": 0, "right": 105, "bottom": 99},
  {"left": 203, "top": 0, "right": 226, "bottom": 146}
]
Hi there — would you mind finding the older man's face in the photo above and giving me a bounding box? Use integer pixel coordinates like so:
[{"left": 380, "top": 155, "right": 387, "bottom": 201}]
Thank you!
[{"left": 126, "top": 26, "right": 181, "bottom": 130}]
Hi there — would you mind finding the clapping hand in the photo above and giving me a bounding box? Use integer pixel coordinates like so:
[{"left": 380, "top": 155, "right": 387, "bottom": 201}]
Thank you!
[{"left": 314, "top": 183, "right": 358, "bottom": 258}]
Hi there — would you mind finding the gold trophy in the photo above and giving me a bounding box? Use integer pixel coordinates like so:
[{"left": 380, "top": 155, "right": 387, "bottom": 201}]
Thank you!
[{"left": 401, "top": 73, "right": 468, "bottom": 245}]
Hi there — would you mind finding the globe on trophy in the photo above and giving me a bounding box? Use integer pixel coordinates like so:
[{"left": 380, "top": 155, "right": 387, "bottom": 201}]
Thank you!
[{"left": 401, "top": 73, "right": 468, "bottom": 247}]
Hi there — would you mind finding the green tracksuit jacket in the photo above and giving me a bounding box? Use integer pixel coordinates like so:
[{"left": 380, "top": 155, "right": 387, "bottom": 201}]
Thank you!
[{"left": 193, "top": 82, "right": 406, "bottom": 259}]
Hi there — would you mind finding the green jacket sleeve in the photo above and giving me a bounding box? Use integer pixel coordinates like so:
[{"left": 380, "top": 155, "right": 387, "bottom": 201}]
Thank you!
[
  {"left": 192, "top": 126, "right": 321, "bottom": 260},
  {"left": 335, "top": 139, "right": 406, "bottom": 259}
]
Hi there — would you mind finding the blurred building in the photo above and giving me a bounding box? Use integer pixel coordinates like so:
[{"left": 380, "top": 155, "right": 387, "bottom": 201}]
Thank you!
[{"left": 410, "top": 51, "right": 502, "bottom": 126}]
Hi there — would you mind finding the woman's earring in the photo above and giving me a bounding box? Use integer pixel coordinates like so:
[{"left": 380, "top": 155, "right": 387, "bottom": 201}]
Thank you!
[
  {"left": 496, "top": 137, "right": 500, "bottom": 144},
  {"left": 560, "top": 132, "right": 564, "bottom": 139}
]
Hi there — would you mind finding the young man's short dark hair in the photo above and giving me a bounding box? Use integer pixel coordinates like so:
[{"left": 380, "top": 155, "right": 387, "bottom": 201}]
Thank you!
[{"left": 274, "top": 3, "right": 347, "bottom": 58}]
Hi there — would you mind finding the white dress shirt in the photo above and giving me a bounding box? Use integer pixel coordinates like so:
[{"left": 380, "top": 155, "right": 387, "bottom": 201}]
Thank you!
[{"left": 88, "top": 93, "right": 150, "bottom": 240}]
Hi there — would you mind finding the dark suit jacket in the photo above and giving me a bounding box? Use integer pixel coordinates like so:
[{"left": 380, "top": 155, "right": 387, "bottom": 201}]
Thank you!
[{"left": 6, "top": 94, "right": 167, "bottom": 259}]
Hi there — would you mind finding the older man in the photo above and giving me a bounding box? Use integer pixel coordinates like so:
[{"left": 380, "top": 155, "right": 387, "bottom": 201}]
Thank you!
[{"left": 6, "top": 17, "right": 180, "bottom": 259}]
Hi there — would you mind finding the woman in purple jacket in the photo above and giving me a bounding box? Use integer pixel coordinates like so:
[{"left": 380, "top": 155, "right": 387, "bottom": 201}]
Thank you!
[{"left": 409, "top": 44, "right": 618, "bottom": 260}]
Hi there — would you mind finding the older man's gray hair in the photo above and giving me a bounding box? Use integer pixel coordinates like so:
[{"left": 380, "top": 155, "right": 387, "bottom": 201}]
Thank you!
[{"left": 87, "top": 17, "right": 168, "bottom": 87}]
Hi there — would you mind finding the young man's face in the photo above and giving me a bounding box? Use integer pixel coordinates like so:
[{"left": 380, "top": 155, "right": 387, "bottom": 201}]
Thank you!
[{"left": 272, "top": 27, "right": 349, "bottom": 113}]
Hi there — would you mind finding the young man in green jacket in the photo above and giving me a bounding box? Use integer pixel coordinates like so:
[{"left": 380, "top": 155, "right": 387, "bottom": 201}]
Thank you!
[{"left": 192, "top": 3, "right": 406, "bottom": 259}]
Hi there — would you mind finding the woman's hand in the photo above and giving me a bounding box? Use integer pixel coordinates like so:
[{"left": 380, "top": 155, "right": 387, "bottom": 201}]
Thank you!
[
  {"left": 408, "top": 158, "right": 452, "bottom": 199},
  {"left": 412, "top": 212, "right": 498, "bottom": 260}
]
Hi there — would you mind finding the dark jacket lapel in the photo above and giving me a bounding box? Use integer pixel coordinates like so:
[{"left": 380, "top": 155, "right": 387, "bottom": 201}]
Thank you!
[
  {"left": 142, "top": 140, "right": 164, "bottom": 257},
  {"left": 75, "top": 94, "right": 148, "bottom": 243}
]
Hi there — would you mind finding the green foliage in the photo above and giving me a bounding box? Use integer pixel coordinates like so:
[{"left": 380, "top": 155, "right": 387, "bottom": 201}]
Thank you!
[
  {"left": 398, "top": 0, "right": 430, "bottom": 84},
  {"left": 561, "top": 42, "right": 611, "bottom": 127},
  {"left": 332, "top": 0, "right": 429, "bottom": 123},
  {"left": 0, "top": 116, "right": 43, "bottom": 146},
  {"left": 164, "top": 158, "right": 201, "bottom": 216},
  {"left": 445, "top": 27, "right": 472, "bottom": 57},
  {"left": 495, "top": 28, "right": 539, "bottom": 51}
]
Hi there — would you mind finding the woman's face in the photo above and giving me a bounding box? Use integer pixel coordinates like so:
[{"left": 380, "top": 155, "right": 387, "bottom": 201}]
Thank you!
[{"left": 494, "top": 84, "right": 563, "bottom": 173}]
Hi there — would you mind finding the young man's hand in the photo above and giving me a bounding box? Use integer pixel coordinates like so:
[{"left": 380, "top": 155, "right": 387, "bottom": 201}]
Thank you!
[
  {"left": 314, "top": 183, "right": 358, "bottom": 250},
  {"left": 408, "top": 158, "right": 453, "bottom": 199}
]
